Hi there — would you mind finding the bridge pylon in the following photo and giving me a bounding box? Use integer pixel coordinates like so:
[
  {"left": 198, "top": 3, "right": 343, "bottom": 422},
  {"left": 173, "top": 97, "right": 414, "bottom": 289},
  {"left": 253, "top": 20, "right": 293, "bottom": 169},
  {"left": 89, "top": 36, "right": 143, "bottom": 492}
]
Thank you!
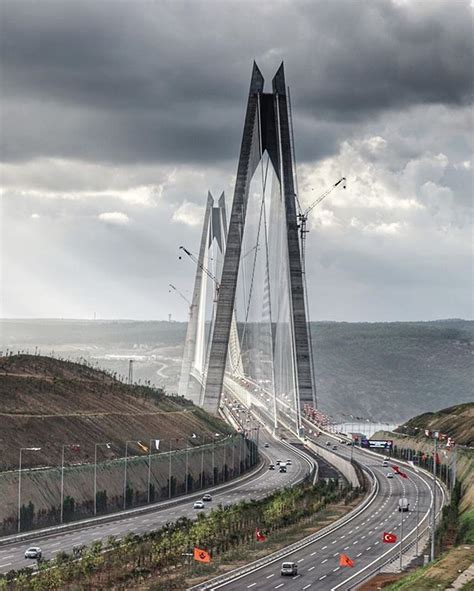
[{"left": 202, "top": 63, "right": 316, "bottom": 423}]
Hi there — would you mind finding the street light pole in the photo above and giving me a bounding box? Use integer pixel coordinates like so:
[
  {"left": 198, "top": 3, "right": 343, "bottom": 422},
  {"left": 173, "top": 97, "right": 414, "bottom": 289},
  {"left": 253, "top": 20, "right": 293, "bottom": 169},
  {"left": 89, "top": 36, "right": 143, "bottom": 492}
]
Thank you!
[
  {"left": 430, "top": 436, "right": 438, "bottom": 562},
  {"left": 94, "top": 442, "right": 111, "bottom": 516},
  {"left": 168, "top": 439, "right": 173, "bottom": 498},
  {"left": 399, "top": 499, "right": 404, "bottom": 570},
  {"left": 123, "top": 440, "right": 132, "bottom": 510},
  {"left": 185, "top": 441, "right": 189, "bottom": 493},
  {"left": 18, "top": 447, "right": 41, "bottom": 533},
  {"left": 60, "top": 445, "right": 66, "bottom": 524}
]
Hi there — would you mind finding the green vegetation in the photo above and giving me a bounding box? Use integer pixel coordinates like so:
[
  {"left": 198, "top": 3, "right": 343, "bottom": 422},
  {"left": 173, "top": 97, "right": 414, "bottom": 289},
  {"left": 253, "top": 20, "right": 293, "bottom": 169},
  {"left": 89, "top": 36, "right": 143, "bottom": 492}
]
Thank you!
[{"left": 0, "top": 480, "right": 360, "bottom": 590}]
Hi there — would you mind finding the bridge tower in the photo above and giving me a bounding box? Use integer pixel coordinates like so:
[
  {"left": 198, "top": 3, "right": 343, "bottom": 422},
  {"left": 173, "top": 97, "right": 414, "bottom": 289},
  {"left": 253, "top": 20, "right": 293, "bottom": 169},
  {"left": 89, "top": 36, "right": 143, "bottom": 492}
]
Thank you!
[
  {"left": 202, "top": 63, "right": 315, "bottom": 419},
  {"left": 177, "top": 191, "right": 227, "bottom": 404}
]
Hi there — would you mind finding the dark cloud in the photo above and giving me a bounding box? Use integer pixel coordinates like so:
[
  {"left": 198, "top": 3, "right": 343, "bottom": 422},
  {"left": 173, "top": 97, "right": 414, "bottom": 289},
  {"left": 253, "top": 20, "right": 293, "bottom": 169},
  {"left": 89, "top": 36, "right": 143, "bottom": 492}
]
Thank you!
[{"left": 1, "top": 0, "right": 472, "bottom": 165}]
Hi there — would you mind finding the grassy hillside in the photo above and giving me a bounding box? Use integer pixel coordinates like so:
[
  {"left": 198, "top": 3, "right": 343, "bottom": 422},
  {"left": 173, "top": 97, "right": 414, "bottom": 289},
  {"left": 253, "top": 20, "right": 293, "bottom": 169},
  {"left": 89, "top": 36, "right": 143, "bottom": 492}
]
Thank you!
[
  {"left": 373, "top": 403, "right": 474, "bottom": 591},
  {"left": 0, "top": 354, "right": 232, "bottom": 470},
  {"left": 396, "top": 402, "right": 474, "bottom": 446}
]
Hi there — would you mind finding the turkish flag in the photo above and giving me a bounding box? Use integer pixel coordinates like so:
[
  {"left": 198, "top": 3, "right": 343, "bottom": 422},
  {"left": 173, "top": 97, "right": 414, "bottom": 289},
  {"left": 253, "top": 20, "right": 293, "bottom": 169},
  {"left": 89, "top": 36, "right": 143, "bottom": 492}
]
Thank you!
[
  {"left": 255, "top": 529, "right": 267, "bottom": 542},
  {"left": 339, "top": 553, "right": 354, "bottom": 567},
  {"left": 392, "top": 465, "right": 400, "bottom": 473},
  {"left": 383, "top": 532, "right": 397, "bottom": 543},
  {"left": 399, "top": 471, "right": 408, "bottom": 479},
  {"left": 193, "top": 547, "right": 211, "bottom": 563}
]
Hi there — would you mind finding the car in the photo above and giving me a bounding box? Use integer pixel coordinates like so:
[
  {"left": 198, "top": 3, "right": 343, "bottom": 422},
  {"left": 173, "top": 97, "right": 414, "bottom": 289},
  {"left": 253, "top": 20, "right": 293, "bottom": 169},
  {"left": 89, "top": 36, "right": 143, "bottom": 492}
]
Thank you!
[
  {"left": 279, "top": 466, "right": 287, "bottom": 473},
  {"left": 281, "top": 561, "right": 298, "bottom": 576},
  {"left": 382, "top": 460, "right": 389, "bottom": 467},
  {"left": 346, "top": 441, "right": 352, "bottom": 446},
  {"left": 264, "top": 443, "right": 270, "bottom": 448},
  {"left": 268, "top": 464, "right": 275, "bottom": 470},
  {"left": 276, "top": 460, "right": 281, "bottom": 465},
  {"left": 286, "top": 459, "right": 292, "bottom": 465},
  {"left": 387, "top": 472, "right": 394, "bottom": 478},
  {"left": 24, "top": 547, "right": 42, "bottom": 560},
  {"left": 193, "top": 500, "right": 205, "bottom": 509},
  {"left": 326, "top": 441, "right": 332, "bottom": 446},
  {"left": 332, "top": 445, "right": 338, "bottom": 450},
  {"left": 202, "top": 494, "right": 212, "bottom": 502}
]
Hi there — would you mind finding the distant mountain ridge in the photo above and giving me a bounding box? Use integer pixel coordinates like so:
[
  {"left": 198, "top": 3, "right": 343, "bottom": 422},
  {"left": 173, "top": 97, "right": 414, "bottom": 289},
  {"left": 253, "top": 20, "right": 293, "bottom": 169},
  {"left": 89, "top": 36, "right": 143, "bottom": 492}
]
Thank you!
[{"left": 1, "top": 319, "right": 472, "bottom": 423}]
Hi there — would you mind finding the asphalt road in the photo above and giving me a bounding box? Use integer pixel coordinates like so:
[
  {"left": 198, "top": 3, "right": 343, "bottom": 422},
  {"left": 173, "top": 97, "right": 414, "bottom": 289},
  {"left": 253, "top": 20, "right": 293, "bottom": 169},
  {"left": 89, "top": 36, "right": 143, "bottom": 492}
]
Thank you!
[
  {"left": 210, "top": 438, "right": 439, "bottom": 591},
  {"left": 0, "top": 433, "right": 310, "bottom": 573}
]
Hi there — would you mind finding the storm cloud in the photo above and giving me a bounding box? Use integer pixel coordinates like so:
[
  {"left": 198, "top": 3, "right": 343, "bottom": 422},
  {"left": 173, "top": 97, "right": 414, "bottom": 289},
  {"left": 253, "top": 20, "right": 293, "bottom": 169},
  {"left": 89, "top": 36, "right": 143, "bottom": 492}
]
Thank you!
[{"left": 0, "top": 0, "right": 472, "bottom": 321}]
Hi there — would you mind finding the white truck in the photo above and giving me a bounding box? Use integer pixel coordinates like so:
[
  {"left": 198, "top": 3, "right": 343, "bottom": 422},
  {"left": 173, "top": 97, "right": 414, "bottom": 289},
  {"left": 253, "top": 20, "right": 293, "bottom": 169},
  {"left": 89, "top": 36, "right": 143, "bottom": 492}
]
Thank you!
[{"left": 398, "top": 497, "right": 410, "bottom": 512}]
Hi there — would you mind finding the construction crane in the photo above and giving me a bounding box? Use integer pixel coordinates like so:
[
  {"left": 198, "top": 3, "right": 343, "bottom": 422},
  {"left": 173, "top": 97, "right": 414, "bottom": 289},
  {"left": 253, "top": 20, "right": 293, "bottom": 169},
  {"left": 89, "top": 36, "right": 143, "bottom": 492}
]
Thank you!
[
  {"left": 178, "top": 246, "right": 220, "bottom": 300},
  {"left": 297, "top": 177, "right": 346, "bottom": 262},
  {"left": 168, "top": 283, "right": 191, "bottom": 306}
]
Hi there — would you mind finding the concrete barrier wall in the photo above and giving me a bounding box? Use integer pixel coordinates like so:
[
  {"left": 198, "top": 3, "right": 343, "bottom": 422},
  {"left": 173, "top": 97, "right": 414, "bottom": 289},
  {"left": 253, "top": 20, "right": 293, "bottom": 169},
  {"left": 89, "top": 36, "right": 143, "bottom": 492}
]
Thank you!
[{"left": 304, "top": 440, "right": 359, "bottom": 488}]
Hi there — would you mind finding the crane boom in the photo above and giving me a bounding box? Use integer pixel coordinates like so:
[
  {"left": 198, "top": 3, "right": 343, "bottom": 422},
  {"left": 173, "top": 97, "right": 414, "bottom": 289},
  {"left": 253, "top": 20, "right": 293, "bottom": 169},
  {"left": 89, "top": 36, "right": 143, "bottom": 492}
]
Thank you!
[
  {"left": 168, "top": 283, "right": 191, "bottom": 306},
  {"left": 303, "top": 177, "right": 346, "bottom": 217},
  {"left": 178, "top": 246, "right": 219, "bottom": 286},
  {"left": 297, "top": 177, "right": 346, "bottom": 264}
]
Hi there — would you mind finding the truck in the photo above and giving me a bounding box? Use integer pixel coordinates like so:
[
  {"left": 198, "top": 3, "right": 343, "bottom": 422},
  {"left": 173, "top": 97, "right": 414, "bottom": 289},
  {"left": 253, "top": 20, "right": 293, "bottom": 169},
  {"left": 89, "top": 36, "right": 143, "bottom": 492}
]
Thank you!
[{"left": 398, "top": 497, "right": 410, "bottom": 512}]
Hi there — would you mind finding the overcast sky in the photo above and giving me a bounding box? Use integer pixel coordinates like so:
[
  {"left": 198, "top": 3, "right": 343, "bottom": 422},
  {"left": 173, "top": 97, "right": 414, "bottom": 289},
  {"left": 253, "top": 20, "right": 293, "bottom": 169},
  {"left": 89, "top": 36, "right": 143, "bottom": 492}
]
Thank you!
[{"left": 0, "top": 0, "right": 472, "bottom": 322}]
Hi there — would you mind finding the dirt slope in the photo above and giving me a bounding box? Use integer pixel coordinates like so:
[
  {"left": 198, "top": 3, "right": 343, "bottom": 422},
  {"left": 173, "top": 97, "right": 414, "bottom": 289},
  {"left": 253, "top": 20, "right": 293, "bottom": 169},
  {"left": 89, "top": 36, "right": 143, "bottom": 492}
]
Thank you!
[{"left": 0, "top": 354, "right": 233, "bottom": 470}]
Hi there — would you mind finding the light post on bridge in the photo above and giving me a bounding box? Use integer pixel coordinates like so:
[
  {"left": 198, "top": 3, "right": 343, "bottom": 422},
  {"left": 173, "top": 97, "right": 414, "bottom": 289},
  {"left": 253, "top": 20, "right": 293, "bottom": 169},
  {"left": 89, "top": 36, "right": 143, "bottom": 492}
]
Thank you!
[
  {"left": 123, "top": 440, "right": 141, "bottom": 510},
  {"left": 60, "top": 443, "right": 80, "bottom": 524},
  {"left": 18, "top": 447, "right": 41, "bottom": 533},
  {"left": 147, "top": 438, "right": 160, "bottom": 504},
  {"left": 94, "top": 442, "right": 111, "bottom": 516}
]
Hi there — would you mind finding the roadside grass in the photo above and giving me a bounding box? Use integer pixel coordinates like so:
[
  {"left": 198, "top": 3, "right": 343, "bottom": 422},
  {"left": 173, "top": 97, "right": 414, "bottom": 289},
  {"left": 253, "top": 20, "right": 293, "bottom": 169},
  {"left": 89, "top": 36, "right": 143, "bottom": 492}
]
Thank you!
[{"left": 383, "top": 546, "right": 473, "bottom": 590}]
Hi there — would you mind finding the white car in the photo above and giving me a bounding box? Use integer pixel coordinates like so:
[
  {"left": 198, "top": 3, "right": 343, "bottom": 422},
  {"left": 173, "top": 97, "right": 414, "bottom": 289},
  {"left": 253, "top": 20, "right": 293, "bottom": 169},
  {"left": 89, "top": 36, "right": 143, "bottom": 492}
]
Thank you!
[
  {"left": 387, "top": 472, "right": 394, "bottom": 479},
  {"left": 24, "top": 546, "right": 42, "bottom": 559},
  {"left": 193, "top": 500, "right": 205, "bottom": 509}
]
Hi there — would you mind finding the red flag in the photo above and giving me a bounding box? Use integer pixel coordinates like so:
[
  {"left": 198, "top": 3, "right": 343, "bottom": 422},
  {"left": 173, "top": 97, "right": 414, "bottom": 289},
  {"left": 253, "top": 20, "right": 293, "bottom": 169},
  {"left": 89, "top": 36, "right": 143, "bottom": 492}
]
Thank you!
[
  {"left": 383, "top": 532, "right": 397, "bottom": 543},
  {"left": 339, "top": 553, "right": 354, "bottom": 567},
  {"left": 399, "top": 471, "right": 408, "bottom": 479},
  {"left": 193, "top": 547, "right": 211, "bottom": 563},
  {"left": 435, "top": 453, "right": 441, "bottom": 465},
  {"left": 392, "top": 465, "right": 400, "bottom": 473},
  {"left": 255, "top": 528, "right": 267, "bottom": 542}
]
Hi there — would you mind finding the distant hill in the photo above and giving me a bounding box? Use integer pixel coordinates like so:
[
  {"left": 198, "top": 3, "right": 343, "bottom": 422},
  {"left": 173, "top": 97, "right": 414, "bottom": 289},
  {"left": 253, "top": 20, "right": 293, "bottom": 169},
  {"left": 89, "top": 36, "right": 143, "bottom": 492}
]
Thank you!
[
  {"left": 1, "top": 318, "right": 472, "bottom": 423},
  {"left": 395, "top": 402, "right": 474, "bottom": 447},
  {"left": 0, "top": 354, "right": 232, "bottom": 470}
]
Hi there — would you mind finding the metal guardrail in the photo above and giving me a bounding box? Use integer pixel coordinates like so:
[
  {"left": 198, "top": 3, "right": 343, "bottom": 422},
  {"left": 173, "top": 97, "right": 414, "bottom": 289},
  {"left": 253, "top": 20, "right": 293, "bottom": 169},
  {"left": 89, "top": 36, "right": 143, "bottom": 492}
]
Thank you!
[
  {"left": 330, "top": 461, "right": 447, "bottom": 591},
  {"left": 187, "top": 461, "right": 378, "bottom": 591}
]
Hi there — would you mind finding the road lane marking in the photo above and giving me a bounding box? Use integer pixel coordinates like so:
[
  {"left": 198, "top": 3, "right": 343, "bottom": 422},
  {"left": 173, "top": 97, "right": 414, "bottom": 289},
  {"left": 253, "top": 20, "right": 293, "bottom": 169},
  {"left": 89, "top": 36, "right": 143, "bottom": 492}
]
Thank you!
[
  {"left": 333, "top": 567, "right": 340, "bottom": 572},
  {"left": 266, "top": 574, "right": 274, "bottom": 579},
  {"left": 356, "top": 552, "right": 362, "bottom": 557},
  {"left": 0, "top": 564, "right": 12, "bottom": 569},
  {"left": 322, "top": 545, "right": 327, "bottom": 550},
  {"left": 297, "top": 558, "right": 304, "bottom": 562},
  {"left": 275, "top": 584, "right": 284, "bottom": 589},
  {"left": 247, "top": 584, "right": 256, "bottom": 588},
  {"left": 321, "top": 559, "right": 328, "bottom": 564},
  {"left": 319, "top": 575, "right": 327, "bottom": 580},
  {"left": 303, "top": 585, "right": 311, "bottom": 590}
]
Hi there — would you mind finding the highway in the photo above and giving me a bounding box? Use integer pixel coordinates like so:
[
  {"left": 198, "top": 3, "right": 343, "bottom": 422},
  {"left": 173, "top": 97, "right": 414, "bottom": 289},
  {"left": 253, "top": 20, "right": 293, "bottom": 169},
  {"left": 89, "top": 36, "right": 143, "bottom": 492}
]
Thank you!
[
  {"left": 203, "top": 435, "right": 441, "bottom": 591},
  {"left": 0, "top": 432, "right": 311, "bottom": 573}
]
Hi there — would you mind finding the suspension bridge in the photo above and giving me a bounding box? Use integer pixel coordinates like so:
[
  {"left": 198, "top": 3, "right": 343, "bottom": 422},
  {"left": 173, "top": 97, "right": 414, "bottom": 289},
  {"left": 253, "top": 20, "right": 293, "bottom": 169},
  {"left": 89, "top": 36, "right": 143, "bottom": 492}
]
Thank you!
[{"left": 177, "top": 63, "right": 345, "bottom": 436}]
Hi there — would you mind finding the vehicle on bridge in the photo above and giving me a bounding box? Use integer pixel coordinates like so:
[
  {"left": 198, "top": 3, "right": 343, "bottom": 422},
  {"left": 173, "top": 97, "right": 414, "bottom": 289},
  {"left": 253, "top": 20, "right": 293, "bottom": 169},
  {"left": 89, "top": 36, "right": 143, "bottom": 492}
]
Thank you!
[
  {"left": 24, "top": 547, "right": 42, "bottom": 560},
  {"left": 281, "top": 561, "right": 298, "bottom": 576},
  {"left": 398, "top": 497, "right": 410, "bottom": 512}
]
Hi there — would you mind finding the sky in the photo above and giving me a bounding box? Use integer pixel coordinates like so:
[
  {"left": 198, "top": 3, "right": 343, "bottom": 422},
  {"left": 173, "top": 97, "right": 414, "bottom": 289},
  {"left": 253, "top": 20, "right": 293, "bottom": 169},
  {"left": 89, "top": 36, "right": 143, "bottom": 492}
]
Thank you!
[{"left": 0, "top": 0, "right": 473, "bottom": 322}]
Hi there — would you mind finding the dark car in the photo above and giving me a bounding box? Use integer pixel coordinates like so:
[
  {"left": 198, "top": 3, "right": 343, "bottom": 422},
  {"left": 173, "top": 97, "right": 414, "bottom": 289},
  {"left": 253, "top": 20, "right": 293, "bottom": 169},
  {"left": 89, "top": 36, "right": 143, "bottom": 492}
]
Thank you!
[
  {"left": 202, "top": 494, "right": 212, "bottom": 502},
  {"left": 279, "top": 466, "right": 287, "bottom": 473},
  {"left": 268, "top": 464, "right": 275, "bottom": 470}
]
